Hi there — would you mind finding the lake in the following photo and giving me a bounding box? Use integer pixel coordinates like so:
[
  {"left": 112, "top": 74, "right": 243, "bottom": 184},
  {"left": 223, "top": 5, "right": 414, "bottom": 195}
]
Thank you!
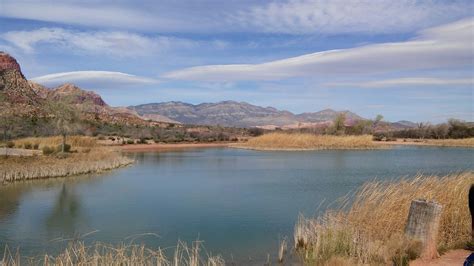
[{"left": 0, "top": 146, "right": 472, "bottom": 263}]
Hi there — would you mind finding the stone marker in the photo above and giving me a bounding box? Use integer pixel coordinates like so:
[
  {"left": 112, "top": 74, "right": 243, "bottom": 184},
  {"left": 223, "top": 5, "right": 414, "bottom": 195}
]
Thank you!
[{"left": 405, "top": 199, "right": 442, "bottom": 259}]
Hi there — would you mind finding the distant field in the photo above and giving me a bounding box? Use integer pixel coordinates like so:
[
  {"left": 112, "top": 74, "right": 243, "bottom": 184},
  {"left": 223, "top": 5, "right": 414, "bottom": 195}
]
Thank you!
[{"left": 236, "top": 133, "right": 382, "bottom": 150}]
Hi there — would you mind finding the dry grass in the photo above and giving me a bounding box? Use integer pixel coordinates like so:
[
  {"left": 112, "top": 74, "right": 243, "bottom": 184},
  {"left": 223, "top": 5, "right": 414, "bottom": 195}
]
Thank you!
[
  {"left": 12, "top": 136, "right": 97, "bottom": 149},
  {"left": 238, "top": 133, "right": 382, "bottom": 150},
  {"left": 294, "top": 172, "right": 473, "bottom": 265},
  {"left": 1, "top": 240, "right": 225, "bottom": 266},
  {"left": 0, "top": 148, "right": 133, "bottom": 183}
]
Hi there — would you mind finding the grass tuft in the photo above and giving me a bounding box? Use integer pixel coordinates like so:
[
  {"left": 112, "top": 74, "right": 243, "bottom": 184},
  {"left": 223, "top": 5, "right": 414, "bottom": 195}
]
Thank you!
[{"left": 1, "top": 241, "right": 225, "bottom": 266}]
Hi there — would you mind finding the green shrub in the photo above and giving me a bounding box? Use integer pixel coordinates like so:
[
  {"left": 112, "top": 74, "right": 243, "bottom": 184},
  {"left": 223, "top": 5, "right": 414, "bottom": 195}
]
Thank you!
[
  {"left": 6, "top": 141, "right": 15, "bottom": 148},
  {"left": 23, "top": 142, "right": 32, "bottom": 149},
  {"left": 56, "top": 144, "right": 71, "bottom": 153},
  {"left": 33, "top": 143, "right": 40, "bottom": 150},
  {"left": 127, "top": 139, "right": 134, "bottom": 144},
  {"left": 42, "top": 146, "right": 55, "bottom": 155}
]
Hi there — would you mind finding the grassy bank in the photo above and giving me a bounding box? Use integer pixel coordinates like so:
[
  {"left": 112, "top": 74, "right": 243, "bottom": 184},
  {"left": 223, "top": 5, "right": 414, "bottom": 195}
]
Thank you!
[
  {"left": 237, "top": 133, "right": 382, "bottom": 150},
  {"left": 0, "top": 136, "right": 133, "bottom": 183},
  {"left": 1, "top": 241, "right": 225, "bottom": 266},
  {"left": 294, "top": 172, "right": 473, "bottom": 265}
]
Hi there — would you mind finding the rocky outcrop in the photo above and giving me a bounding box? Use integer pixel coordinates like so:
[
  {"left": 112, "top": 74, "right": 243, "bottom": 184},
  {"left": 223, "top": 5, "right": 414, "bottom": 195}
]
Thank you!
[
  {"left": 51, "top": 83, "right": 107, "bottom": 106},
  {"left": 0, "top": 52, "right": 23, "bottom": 77}
]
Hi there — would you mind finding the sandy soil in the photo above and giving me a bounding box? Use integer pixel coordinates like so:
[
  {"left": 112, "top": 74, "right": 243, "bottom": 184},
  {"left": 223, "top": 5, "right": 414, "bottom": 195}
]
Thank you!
[
  {"left": 120, "top": 142, "right": 234, "bottom": 152},
  {"left": 410, "top": 249, "right": 472, "bottom": 266}
]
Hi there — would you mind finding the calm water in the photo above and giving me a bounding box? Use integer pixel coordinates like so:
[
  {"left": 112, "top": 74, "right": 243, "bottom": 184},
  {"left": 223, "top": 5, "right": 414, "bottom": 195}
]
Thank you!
[{"left": 0, "top": 146, "right": 472, "bottom": 262}]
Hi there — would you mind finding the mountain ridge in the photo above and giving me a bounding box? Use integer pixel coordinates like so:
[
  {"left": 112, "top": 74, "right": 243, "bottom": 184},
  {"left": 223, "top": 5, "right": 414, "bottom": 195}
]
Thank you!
[{"left": 129, "top": 101, "right": 366, "bottom": 127}]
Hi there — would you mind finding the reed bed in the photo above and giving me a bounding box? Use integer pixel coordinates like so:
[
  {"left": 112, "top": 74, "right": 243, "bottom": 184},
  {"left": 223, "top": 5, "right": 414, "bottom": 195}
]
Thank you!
[
  {"left": 1, "top": 240, "right": 225, "bottom": 266},
  {"left": 238, "top": 133, "right": 382, "bottom": 150},
  {"left": 12, "top": 136, "right": 97, "bottom": 149},
  {"left": 0, "top": 148, "right": 133, "bottom": 183},
  {"left": 294, "top": 172, "right": 473, "bottom": 265}
]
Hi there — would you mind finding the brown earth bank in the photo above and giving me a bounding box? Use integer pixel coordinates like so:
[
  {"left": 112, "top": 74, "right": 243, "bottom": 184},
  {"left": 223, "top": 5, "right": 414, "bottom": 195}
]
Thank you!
[
  {"left": 410, "top": 249, "right": 472, "bottom": 266},
  {"left": 376, "top": 138, "right": 474, "bottom": 147}
]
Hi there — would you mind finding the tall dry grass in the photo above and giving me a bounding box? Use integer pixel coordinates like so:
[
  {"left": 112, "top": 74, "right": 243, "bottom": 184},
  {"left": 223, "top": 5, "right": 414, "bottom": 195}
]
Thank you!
[
  {"left": 1, "top": 241, "right": 225, "bottom": 266},
  {"left": 239, "top": 133, "right": 381, "bottom": 150},
  {"left": 12, "top": 136, "right": 97, "bottom": 149},
  {"left": 294, "top": 172, "right": 473, "bottom": 265},
  {"left": 0, "top": 148, "right": 133, "bottom": 183}
]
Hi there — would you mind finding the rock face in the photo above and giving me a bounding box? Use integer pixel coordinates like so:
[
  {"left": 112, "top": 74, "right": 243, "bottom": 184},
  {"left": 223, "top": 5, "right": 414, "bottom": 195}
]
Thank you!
[
  {"left": 50, "top": 83, "right": 107, "bottom": 106},
  {"left": 129, "top": 101, "right": 366, "bottom": 127},
  {"left": 0, "top": 52, "right": 23, "bottom": 77},
  {"left": 0, "top": 53, "right": 39, "bottom": 106}
]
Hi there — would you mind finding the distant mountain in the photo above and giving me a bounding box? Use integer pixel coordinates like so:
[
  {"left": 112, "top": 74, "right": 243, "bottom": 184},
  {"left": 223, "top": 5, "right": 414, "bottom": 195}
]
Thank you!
[
  {"left": 129, "top": 101, "right": 367, "bottom": 127},
  {"left": 392, "top": 120, "right": 418, "bottom": 129}
]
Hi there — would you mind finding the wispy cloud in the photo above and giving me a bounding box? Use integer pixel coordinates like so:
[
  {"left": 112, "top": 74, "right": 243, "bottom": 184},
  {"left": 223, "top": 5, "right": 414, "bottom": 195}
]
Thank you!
[
  {"left": 233, "top": 0, "right": 472, "bottom": 34},
  {"left": 326, "top": 77, "right": 474, "bottom": 88},
  {"left": 31, "top": 71, "right": 158, "bottom": 88},
  {"left": 0, "top": 0, "right": 471, "bottom": 34},
  {"left": 163, "top": 18, "right": 474, "bottom": 81},
  {"left": 1, "top": 28, "right": 201, "bottom": 56}
]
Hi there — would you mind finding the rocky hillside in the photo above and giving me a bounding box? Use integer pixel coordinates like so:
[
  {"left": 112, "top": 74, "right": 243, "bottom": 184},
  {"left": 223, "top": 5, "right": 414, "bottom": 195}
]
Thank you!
[
  {"left": 0, "top": 52, "right": 166, "bottom": 126},
  {"left": 129, "top": 101, "right": 366, "bottom": 127}
]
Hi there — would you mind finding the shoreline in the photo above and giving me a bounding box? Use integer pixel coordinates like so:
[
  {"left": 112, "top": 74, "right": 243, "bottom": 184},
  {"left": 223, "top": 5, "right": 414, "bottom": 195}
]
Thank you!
[
  {"left": 375, "top": 138, "right": 474, "bottom": 148},
  {"left": 118, "top": 138, "right": 473, "bottom": 152},
  {"left": 120, "top": 142, "right": 235, "bottom": 152}
]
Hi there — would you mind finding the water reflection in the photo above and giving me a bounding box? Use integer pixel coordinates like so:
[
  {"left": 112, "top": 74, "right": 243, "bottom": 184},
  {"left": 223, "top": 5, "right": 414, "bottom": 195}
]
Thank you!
[
  {"left": 45, "top": 183, "right": 83, "bottom": 237},
  {"left": 0, "top": 185, "right": 29, "bottom": 220}
]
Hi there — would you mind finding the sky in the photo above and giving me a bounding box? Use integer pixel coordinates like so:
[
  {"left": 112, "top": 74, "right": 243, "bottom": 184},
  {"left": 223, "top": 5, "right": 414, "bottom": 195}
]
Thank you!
[{"left": 0, "top": 0, "right": 473, "bottom": 123}]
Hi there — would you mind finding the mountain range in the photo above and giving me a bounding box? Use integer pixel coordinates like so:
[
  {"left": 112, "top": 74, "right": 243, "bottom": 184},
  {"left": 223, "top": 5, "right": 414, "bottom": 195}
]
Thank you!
[
  {"left": 129, "top": 101, "right": 364, "bottom": 127},
  {"left": 1, "top": 52, "right": 417, "bottom": 130}
]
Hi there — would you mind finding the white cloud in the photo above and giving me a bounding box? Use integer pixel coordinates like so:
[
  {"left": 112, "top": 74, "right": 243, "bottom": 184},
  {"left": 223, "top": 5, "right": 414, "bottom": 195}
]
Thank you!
[
  {"left": 327, "top": 77, "right": 474, "bottom": 88},
  {"left": 31, "top": 71, "right": 159, "bottom": 87},
  {"left": 0, "top": 2, "right": 181, "bottom": 32},
  {"left": 233, "top": 0, "right": 472, "bottom": 34},
  {"left": 0, "top": 0, "right": 471, "bottom": 34},
  {"left": 163, "top": 18, "right": 474, "bottom": 81},
  {"left": 1, "top": 28, "right": 198, "bottom": 56}
]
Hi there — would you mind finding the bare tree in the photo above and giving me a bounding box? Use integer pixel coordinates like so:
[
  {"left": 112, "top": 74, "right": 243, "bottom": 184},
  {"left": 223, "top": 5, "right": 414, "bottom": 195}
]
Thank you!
[
  {"left": 48, "top": 102, "right": 78, "bottom": 153},
  {"left": 0, "top": 100, "right": 19, "bottom": 156}
]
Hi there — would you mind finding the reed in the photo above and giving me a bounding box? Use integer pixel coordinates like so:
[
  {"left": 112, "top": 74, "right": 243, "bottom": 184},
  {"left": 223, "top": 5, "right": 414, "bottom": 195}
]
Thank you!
[
  {"left": 12, "top": 136, "right": 97, "bottom": 149},
  {"left": 1, "top": 241, "right": 225, "bottom": 266},
  {"left": 0, "top": 148, "right": 133, "bottom": 183},
  {"left": 238, "top": 133, "right": 381, "bottom": 150},
  {"left": 294, "top": 172, "right": 473, "bottom": 265}
]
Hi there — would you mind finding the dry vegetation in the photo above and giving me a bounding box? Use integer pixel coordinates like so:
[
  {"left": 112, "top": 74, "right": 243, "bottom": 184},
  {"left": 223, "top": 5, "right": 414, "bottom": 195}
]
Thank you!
[
  {"left": 294, "top": 172, "right": 473, "bottom": 265},
  {"left": 238, "top": 133, "right": 382, "bottom": 150},
  {"left": 12, "top": 136, "right": 97, "bottom": 149},
  {"left": 1, "top": 240, "right": 225, "bottom": 266},
  {"left": 423, "top": 138, "right": 474, "bottom": 147},
  {"left": 0, "top": 136, "right": 133, "bottom": 183}
]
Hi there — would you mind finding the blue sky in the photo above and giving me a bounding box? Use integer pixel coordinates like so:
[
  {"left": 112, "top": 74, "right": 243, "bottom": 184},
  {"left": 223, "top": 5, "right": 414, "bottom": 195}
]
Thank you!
[{"left": 0, "top": 0, "right": 473, "bottom": 123}]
